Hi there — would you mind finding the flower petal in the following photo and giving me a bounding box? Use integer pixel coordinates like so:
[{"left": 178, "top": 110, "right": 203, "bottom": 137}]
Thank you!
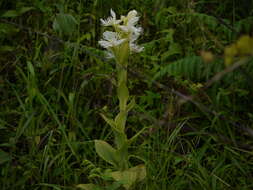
[
  {"left": 128, "top": 16, "right": 139, "bottom": 26},
  {"left": 98, "top": 40, "right": 113, "bottom": 48},
  {"left": 110, "top": 9, "right": 116, "bottom": 19},
  {"left": 99, "top": 31, "right": 126, "bottom": 49},
  {"left": 130, "top": 43, "right": 144, "bottom": 53},
  {"left": 100, "top": 9, "right": 122, "bottom": 26},
  {"left": 127, "top": 10, "right": 138, "bottom": 19}
]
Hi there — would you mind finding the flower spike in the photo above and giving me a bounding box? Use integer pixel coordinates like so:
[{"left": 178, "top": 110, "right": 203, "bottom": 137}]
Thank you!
[{"left": 99, "top": 9, "right": 144, "bottom": 59}]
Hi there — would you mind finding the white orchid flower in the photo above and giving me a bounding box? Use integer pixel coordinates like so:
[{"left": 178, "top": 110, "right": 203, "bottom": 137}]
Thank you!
[
  {"left": 98, "top": 31, "right": 126, "bottom": 49},
  {"left": 121, "top": 10, "right": 138, "bottom": 24},
  {"left": 127, "top": 10, "right": 138, "bottom": 18},
  {"left": 118, "top": 10, "right": 142, "bottom": 36},
  {"left": 100, "top": 9, "right": 122, "bottom": 26},
  {"left": 99, "top": 9, "right": 144, "bottom": 58},
  {"left": 130, "top": 42, "right": 144, "bottom": 53},
  {"left": 129, "top": 33, "right": 144, "bottom": 53},
  {"left": 119, "top": 24, "right": 142, "bottom": 36},
  {"left": 130, "top": 32, "right": 141, "bottom": 43}
]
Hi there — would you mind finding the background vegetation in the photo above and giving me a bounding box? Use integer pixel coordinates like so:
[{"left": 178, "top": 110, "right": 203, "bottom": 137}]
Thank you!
[{"left": 1, "top": 0, "right": 253, "bottom": 189}]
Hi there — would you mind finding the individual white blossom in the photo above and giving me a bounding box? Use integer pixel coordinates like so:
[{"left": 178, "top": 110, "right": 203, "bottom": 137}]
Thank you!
[
  {"left": 119, "top": 10, "right": 142, "bottom": 36},
  {"left": 127, "top": 10, "right": 138, "bottom": 18},
  {"left": 130, "top": 32, "right": 141, "bottom": 43},
  {"left": 100, "top": 9, "right": 122, "bottom": 26},
  {"left": 130, "top": 42, "right": 144, "bottom": 53},
  {"left": 118, "top": 24, "right": 142, "bottom": 36},
  {"left": 129, "top": 33, "right": 144, "bottom": 52},
  {"left": 121, "top": 10, "right": 138, "bottom": 24},
  {"left": 98, "top": 31, "right": 126, "bottom": 49}
]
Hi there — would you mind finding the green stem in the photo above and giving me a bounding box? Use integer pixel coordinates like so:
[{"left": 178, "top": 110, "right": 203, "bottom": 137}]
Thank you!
[
  {"left": 111, "top": 42, "right": 131, "bottom": 171},
  {"left": 115, "top": 56, "right": 130, "bottom": 170}
]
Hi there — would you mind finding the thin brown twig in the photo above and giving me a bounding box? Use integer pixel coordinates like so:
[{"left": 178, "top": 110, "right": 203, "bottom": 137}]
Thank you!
[{"left": 203, "top": 57, "right": 252, "bottom": 89}]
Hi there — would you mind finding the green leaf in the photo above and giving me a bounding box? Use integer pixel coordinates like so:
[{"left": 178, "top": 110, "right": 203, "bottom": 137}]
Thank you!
[
  {"left": 161, "top": 43, "right": 182, "bottom": 61},
  {"left": 100, "top": 113, "right": 122, "bottom": 134},
  {"left": 0, "top": 46, "right": 15, "bottom": 52},
  {"left": 19, "top": 7, "right": 34, "bottom": 15},
  {"left": 100, "top": 113, "right": 115, "bottom": 128},
  {"left": 109, "top": 165, "right": 146, "bottom": 189},
  {"left": 95, "top": 140, "right": 119, "bottom": 167},
  {"left": 1, "top": 7, "right": 34, "bottom": 18},
  {"left": 152, "top": 56, "right": 206, "bottom": 82},
  {"left": 53, "top": 13, "right": 77, "bottom": 36},
  {"left": 27, "top": 61, "right": 35, "bottom": 76},
  {"left": 161, "top": 28, "right": 175, "bottom": 43},
  {"left": 114, "top": 132, "right": 128, "bottom": 151},
  {"left": 1, "top": 10, "right": 19, "bottom": 18},
  {"left": 78, "top": 33, "right": 92, "bottom": 43},
  {"left": 126, "top": 97, "right": 135, "bottom": 112},
  {"left": 0, "top": 150, "right": 11, "bottom": 164},
  {"left": 0, "top": 23, "right": 19, "bottom": 36},
  {"left": 37, "top": 183, "right": 62, "bottom": 190},
  {"left": 114, "top": 111, "right": 127, "bottom": 132},
  {"left": 117, "top": 81, "right": 129, "bottom": 110},
  {"left": 76, "top": 184, "right": 102, "bottom": 190},
  {"left": 100, "top": 113, "right": 126, "bottom": 148},
  {"left": 128, "top": 127, "right": 148, "bottom": 145}
]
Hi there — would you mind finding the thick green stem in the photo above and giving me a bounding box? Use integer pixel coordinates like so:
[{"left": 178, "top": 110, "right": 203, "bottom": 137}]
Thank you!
[
  {"left": 117, "top": 68, "right": 128, "bottom": 111},
  {"left": 109, "top": 41, "right": 131, "bottom": 171},
  {"left": 114, "top": 50, "right": 130, "bottom": 170}
]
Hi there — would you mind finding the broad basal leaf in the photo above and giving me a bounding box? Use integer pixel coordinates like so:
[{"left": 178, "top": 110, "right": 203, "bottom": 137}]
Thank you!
[
  {"left": 109, "top": 164, "right": 146, "bottom": 189},
  {"left": 76, "top": 184, "right": 101, "bottom": 190},
  {"left": 95, "top": 140, "right": 119, "bottom": 167}
]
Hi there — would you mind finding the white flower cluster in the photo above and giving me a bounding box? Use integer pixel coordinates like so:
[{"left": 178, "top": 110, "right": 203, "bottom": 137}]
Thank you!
[{"left": 99, "top": 9, "right": 144, "bottom": 58}]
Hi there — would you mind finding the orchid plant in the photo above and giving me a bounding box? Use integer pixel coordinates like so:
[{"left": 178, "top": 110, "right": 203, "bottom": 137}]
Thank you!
[{"left": 78, "top": 9, "right": 146, "bottom": 190}]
